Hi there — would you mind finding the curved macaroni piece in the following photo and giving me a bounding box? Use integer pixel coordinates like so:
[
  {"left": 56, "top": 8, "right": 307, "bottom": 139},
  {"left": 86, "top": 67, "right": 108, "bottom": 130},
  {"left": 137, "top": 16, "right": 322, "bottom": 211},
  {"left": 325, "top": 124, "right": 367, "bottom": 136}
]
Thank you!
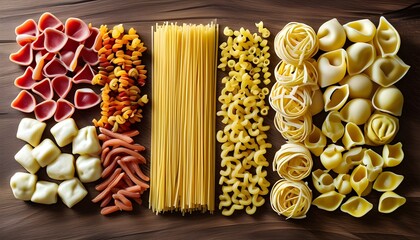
[
  {"left": 362, "top": 149, "right": 384, "bottom": 182},
  {"left": 269, "top": 82, "right": 311, "bottom": 118},
  {"left": 343, "top": 19, "right": 376, "bottom": 43},
  {"left": 365, "top": 55, "right": 410, "bottom": 87},
  {"left": 339, "top": 74, "right": 373, "bottom": 99},
  {"left": 340, "top": 196, "right": 373, "bottom": 217},
  {"left": 333, "top": 174, "right": 352, "bottom": 195},
  {"left": 274, "top": 22, "right": 319, "bottom": 66},
  {"left": 322, "top": 111, "right": 344, "bottom": 143},
  {"left": 350, "top": 164, "right": 369, "bottom": 196},
  {"left": 273, "top": 143, "right": 313, "bottom": 181},
  {"left": 304, "top": 125, "right": 326, "bottom": 156},
  {"left": 270, "top": 179, "right": 312, "bottom": 219},
  {"left": 343, "top": 147, "right": 365, "bottom": 169},
  {"left": 364, "top": 112, "right": 399, "bottom": 146},
  {"left": 274, "top": 60, "right": 318, "bottom": 87},
  {"left": 312, "top": 169, "right": 335, "bottom": 194},
  {"left": 323, "top": 84, "right": 349, "bottom": 112},
  {"left": 382, "top": 142, "right": 403, "bottom": 167},
  {"left": 373, "top": 171, "right": 403, "bottom": 192},
  {"left": 318, "top": 49, "right": 347, "bottom": 88},
  {"left": 317, "top": 18, "right": 346, "bottom": 51},
  {"left": 309, "top": 88, "right": 324, "bottom": 116},
  {"left": 378, "top": 191, "right": 406, "bottom": 213},
  {"left": 340, "top": 98, "right": 372, "bottom": 125},
  {"left": 320, "top": 144, "right": 345, "bottom": 170},
  {"left": 372, "top": 86, "right": 403, "bottom": 117},
  {"left": 346, "top": 42, "right": 375, "bottom": 75},
  {"left": 274, "top": 112, "right": 312, "bottom": 143},
  {"left": 374, "top": 17, "right": 400, "bottom": 57},
  {"left": 312, "top": 191, "right": 345, "bottom": 211},
  {"left": 342, "top": 122, "right": 365, "bottom": 150}
]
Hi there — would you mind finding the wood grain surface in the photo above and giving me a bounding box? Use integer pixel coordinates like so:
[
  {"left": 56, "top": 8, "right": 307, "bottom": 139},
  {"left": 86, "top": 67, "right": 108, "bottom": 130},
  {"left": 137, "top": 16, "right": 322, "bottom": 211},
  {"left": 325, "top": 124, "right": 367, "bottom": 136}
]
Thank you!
[{"left": 1, "top": 0, "right": 419, "bottom": 239}]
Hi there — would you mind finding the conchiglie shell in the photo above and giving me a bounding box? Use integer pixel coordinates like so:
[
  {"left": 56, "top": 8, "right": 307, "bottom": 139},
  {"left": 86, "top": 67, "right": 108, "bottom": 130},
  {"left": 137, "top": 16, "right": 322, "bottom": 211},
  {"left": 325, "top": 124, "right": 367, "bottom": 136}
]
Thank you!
[
  {"left": 312, "top": 191, "right": 345, "bottom": 211},
  {"left": 304, "top": 125, "right": 326, "bottom": 156},
  {"left": 340, "top": 98, "right": 372, "bottom": 125},
  {"left": 373, "top": 171, "right": 404, "bottom": 192},
  {"left": 334, "top": 174, "right": 352, "bottom": 195},
  {"left": 312, "top": 169, "right": 335, "bottom": 194},
  {"left": 318, "top": 49, "right": 347, "bottom": 88},
  {"left": 343, "top": 147, "right": 365, "bottom": 168},
  {"left": 339, "top": 74, "right": 373, "bottom": 99},
  {"left": 309, "top": 88, "right": 324, "bottom": 116},
  {"left": 350, "top": 164, "right": 369, "bottom": 196},
  {"left": 320, "top": 144, "right": 345, "bottom": 170},
  {"left": 372, "top": 86, "right": 403, "bottom": 117},
  {"left": 317, "top": 18, "right": 346, "bottom": 52},
  {"left": 378, "top": 191, "right": 406, "bottom": 213},
  {"left": 346, "top": 42, "right": 376, "bottom": 75},
  {"left": 362, "top": 149, "right": 384, "bottom": 182},
  {"left": 382, "top": 142, "right": 404, "bottom": 167},
  {"left": 341, "top": 196, "right": 373, "bottom": 217},
  {"left": 342, "top": 122, "right": 365, "bottom": 150},
  {"left": 322, "top": 111, "right": 344, "bottom": 143},
  {"left": 324, "top": 84, "right": 350, "bottom": 112},
  {"left": 365, "top": 55, "right": 410, "bottom": 87},
  {"left": 374, "top": 16, "right": 401, "bottom": 57},
  {"left": 343, "top": 19, "right": 376, "bottom": 43}
]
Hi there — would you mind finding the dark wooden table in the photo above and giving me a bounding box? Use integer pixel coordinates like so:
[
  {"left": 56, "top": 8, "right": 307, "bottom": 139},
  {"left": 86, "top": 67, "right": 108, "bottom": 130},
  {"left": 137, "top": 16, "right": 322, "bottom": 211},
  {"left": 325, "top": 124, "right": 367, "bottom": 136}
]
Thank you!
[{"left": 1, "top": 0, "right": 419, "bottom": 239}]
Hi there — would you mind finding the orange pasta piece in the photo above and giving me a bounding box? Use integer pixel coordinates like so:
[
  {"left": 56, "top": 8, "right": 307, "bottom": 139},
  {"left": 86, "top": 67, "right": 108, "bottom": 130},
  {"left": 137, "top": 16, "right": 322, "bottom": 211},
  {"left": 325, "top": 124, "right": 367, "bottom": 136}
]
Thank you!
[
  {"left": 92, "top": 172, "right": 124, "bottom": 203},
  {"left": 99, "top": 127, "right": 134, "bottom": 143}
]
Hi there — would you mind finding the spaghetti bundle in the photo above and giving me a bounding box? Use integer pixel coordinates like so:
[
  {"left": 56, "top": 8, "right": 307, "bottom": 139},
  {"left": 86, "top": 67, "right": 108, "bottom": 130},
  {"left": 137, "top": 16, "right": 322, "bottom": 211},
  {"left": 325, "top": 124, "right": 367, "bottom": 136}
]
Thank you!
[{"left": 150, "top": 23, "right": 218, "bottom": 214}]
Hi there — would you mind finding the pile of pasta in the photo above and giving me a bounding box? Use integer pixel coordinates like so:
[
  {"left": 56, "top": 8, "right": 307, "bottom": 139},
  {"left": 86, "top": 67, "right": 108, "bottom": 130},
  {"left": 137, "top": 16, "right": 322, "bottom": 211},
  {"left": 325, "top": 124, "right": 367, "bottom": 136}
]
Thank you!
[
  {"left": 310, "top": 17, "right": 408, "bottom": 217},
  {"left": 217, "top": 22, "right": 272, "bottom": 216}
]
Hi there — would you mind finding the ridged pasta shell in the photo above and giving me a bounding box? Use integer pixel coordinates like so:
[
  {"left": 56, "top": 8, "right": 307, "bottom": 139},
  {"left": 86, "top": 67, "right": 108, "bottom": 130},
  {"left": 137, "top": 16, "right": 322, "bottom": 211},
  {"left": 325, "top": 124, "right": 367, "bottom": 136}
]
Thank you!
[
  {"left": 374, "top": 16, "right": 401, "bottom": 57},
  {"left": 339, "top": 74, "right": 373, "bottom": 99},
  {"left": 343, "top": 19, "right": 376, "bottom": 43},
  {"left": 322, "top": 111, "right": 344, "bottom": 143},
  {"left": 341, "top": 196, "right": 373, "bottom": 217},
  {"left": 340, "top": 98, "right": 372, "bottom": 125},
  {"left": 312, "top": 191, "right": 345, "bottom": 211},
  {"left": 342, "top": 122, "right": 365, "bottom": 150},
  {"left": 318, "top": 49, "right": 347, "bottom": 88},
  {"left": 365, "top": 55, "right": 410, "bottom": 87},
  {"left": 312, "top": 169, "right": 335, "bottom": 194},
  {"left": 346, "top": 42, "right": 375, "bottom": 75},
  {"left": 320, "top": 144, "right": 345, "bottom": 170},
  {"left": 317, "top": 18, "right": 346, "bottom": 52},
  {"left": 350, "top": 164, "right": 369, "bottom": 196},
  {"left": 378, "top": 191, "right": 406, "bottom": 213},
  {"left": 373, "top": 171, "right": 403, "bottom": 192},
  {"left": 364, "top": 112, "right": 399, "bottom": 146},
  {"left": 362, "top": 149, "right": 384, "bottom": 182},
  {"left": 382, "top": 142, "right": 404, "bottom": 167},
  {"left": 333, "top": 174, "right": 352, "bottom": 195},
  {"left": 372, "top": 86, "right": 403, "bottom": 117},
  {"left": 304, "top": 125, "right": 326, "bottom": 157}
]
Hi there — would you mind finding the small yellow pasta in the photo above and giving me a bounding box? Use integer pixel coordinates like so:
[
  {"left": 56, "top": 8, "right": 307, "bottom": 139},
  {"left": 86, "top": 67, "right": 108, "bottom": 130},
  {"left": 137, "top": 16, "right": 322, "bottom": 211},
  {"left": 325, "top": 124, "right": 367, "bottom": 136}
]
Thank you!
[
  {"left": 373, "top": 171, "right": 404, "bottom": 192},
  {"left": 339, "top": 74, "right": 373, "bottom": 99},
  {"left": 372, "top": 86, "right": 404, "bottom": 117},
  {"left": 346, "top": 42, "right": 375, "bottom": 75},
  {"left": 323, "top": 84, "right": 350, "bottom": 112},
  {"left": 378, "top": 191, "right": 406, "bottom": 213},
  {"left": 320, "top": 144, "right": 345, "bottom": 170},
  {"left": 304, "top": 125, "right": 326, "bottom": 157},
  {"left": 342, "top": 147, "right": 365, "bottom": 168},
  {"left": 340, "top": 98, "right": 372, "bottom": 125},
  {"left": 317, "top": 49, "right": 347, "bottom": 88},
  {"left": 365, "top": 55, "right": 410, "bottom": 87},
  {"left": 382, "top": 142, "right": 404, "bottom": 167},
  {"left": 322, "top": 111, "right": 344, "bottom": 143},
  {"left": 340, "top": 196, "right": 373, "bottom": 217},
  {"left": 364, "top": 112, "right": 399, "bottom": 146},
  {"left": 342, "top": 122, "right": 365, "bottom": 150},
  {"left": 273, "top": 143, "right": 313, "bottom": 181},
  {"left": 343, "top": 19, "right": 376, "bottom": 43},
  {"left": 350, "top": 164, "right": 369, "bottom": 196},
  {"left": 312, "top": 191, "right": 345, "bottom": 211},
  {"left": 362, "top": 149, "right": 384, "bottom": 182},
  {"left": 374, "top": 17, "right": 401, "bottom": 57},
  {"left": 333, "top": 174, "right": 352, "bottom": 195},
  {"left": 312, "top": 169, "right": 335, "bottom": 194},
  {"left": 317, "top": 18, "right": 346, "bottom": 52}
]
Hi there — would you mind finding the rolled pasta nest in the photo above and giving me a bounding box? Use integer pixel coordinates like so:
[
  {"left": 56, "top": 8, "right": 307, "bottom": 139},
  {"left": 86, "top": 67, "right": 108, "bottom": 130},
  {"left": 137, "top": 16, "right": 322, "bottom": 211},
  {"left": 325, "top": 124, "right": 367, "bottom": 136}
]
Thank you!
[
  {"left": 273, "top": 143, "right": 313, "bottom": 181},
  {"left": 274, "top": 112, "right": 312, "bottom": 143}
]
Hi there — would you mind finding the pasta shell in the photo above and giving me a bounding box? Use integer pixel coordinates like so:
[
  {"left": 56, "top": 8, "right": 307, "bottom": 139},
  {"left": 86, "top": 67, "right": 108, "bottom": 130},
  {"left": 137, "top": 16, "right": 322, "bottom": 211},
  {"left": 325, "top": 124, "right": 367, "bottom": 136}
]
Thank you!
[
  {"left": 323, "top": 84, "right": 349, "bottom": 112},
  {"left": 382, "top": 142, "right": 404, "bottom": 167},
  {"left": 340, "top": 196, "right": 373, "bottom": 217},
  {"left": 304, "top": 125, "right": 326, "bottom": 156},
  {"left": 342, "top": 122, "right": 365, "bottom": 150},
  {"left": 374, "top": 17, "right": 400, "bottom": 57},
  {"left": 312, "top": 191, "right": 345, "bottom": 211},
  {"left": 322, "top": 111, "right": 344, "bottom": 143},
  {"left": 364, "top": 112, "right": 399, "bottom": 146},
  {"left": 361, "top": 182, "right": 373, "bottom": 197},
  {"left": 317, "top": 18, "right": 346, "bottom": 52},
  {"left": 350, "top": 164, "right": 369, "bottom": 196},
  {"left": 378, "top": 191, "right": 406, "bottom": 213},
  {"left": 340, "top": 98, "right": 372, "bottom": 125},
  {"left": 339, "top": 74, "right": 373, "bottom": 99},
  {"left": 309, "top": 88, "right": 324, "bottom": 116},
  {"left": 343, "top": 147, "right": 365, "bottom": 169},
  {"left": 320, "top": 144, "right": 345, "bottom": 170},
  {"left": 334, "top": 174, "right": 352, "bottom": 195},
  {"left": 365, "top": 55, "right": 410, "bottom": 87},
  {"left": 11, "top": 90, "right": 36, "bottom": 113},
  {"left": 312, "top": 169, "right": 335, "bottom": 194},
  {"left": 372, "top": 86, "right": 403, "bottom": 117},
  {"left": 343, "top": 19, "right": 376, "bottom": 43},
  {"left": 273, "top": 143, "right": 313, "bottom": 181},
  {"left": 332, "top": 155, "right": 351, "bottom": 174},
  {"left": 346, "top": 42, "right": 375, "bottom": 75},
  {"left": 362, "top": 149, "right": 384, "bottom": 182},
  {"left": 373, "top": 171, "right": 403, "bottom": 192},
  {"left": 318, "top": 49, "right": 347, "bottom": 88}
]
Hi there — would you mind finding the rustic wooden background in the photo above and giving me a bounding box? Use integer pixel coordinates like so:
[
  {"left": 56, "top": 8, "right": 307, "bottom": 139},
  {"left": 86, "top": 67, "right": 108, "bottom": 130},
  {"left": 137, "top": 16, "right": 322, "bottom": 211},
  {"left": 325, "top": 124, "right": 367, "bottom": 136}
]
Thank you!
[{"left": 1, "top": 0, "right": 419, "bottom": 239}]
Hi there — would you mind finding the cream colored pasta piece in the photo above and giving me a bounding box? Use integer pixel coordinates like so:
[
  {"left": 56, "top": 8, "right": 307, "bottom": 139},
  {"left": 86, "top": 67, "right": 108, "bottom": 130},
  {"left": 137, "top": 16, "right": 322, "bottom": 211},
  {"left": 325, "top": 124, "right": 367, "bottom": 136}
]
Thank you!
[
  {"left": 346, "top": 42, "right": 375, "bottom": 75},
  {"left": 10, "top": 172, "right": 37, "bottom": 201},
  {"left": 270, "top": 179, "right": 312, "bottom": 219},
  {"left": 312, "top": 191, "right": 345, "bottom": 211},
  {"left": 312, "top": 169, "right": 335, "bottom": 194},
  {"left": 46, "top": 153, "right": 75, "bottom": 180},
  {"left": 334, "top": 174, "right": 352, "bottom": 195},
  {"left": 269, "top": 83, "right": 311, "bottom": 119},
  {"left": 72, "top": 126, "right": 101, "bottom": 156},
  {"left": 318, "top": 49, "right": 347, "bottom": 88},
  {"left": 58, "top": 178, "right": 88, "bottom": 208},
  {"left": 374, "top": 17, "right": 401, "bottom": 57},
  {"left": 364, "top": 112, "right": 399, "bottom": 146},
  {"left": 339, "top": 74, "right": 373, "bottom": 99},
  {"left": 323, "top": 84, "right": 349, "bottom": 112},
  {"left": 304, "top": 125, "right": 326, "bottom": 156},
  {"left": 317, "top": 18, "right": 346, "bottom": 52},
  {"left": 320, "top": 144, "right": 345, "bottom": 170},
  {"left": 362, "top": 149, "right": 384, "bottom": 182},
  {"left": 274, "top": 112, "right": 312, "bottom": 143},
  {"left": 31, "top": 181, "right": 59, "bottom": 205},
  {"left": 372, "top": 86, "right": 403, "bottom": 117},
  {"left": 365, "top": 55, "right": 410, "bottom": 87},
  {"left": 14, "top": 144, "right": 40, "bottom": 174},
  {"left": 343, "top": 147, "right": 365, "bottom": 168},
  {"left": 50, "top": 118, "right": 79, "bottom": 147},
  {"left": 343, "top": 19, "right": 376, "bottom": 43},
  {"left": 378, "top": 191, "right": 406, "bottom": 213},
  {"left": 274, "top": 60, "right": 318, "bottom": 87},
  {"left": 340, "top": 98, "right": 372, "bottom": 125},
  {"left": 382, "top": 142, "right": 403, "bottom": 167},
  {"left": 322, "top": 111, "right": 344, "bottom": 143},
  {"left": 342, "top": 122, "right": 365, "bottom": 150},
  {"left": 309, "top": 88, "right": 324, "bottom": 116},
  {"left": 340, "top": 196, "right": 373, "bottom": 217},
  {"left": 31, "top": 138, "right": 61, "bottom": 167},
  {"left": 16, "top": 118, "right": 46, "bottom": 147},
  {"left": 350, "top": 164, "right": 369, "bottom": 196},
  {"left": 273, "top": 143, "right": 313, "bottom": 181},
  {"left": 373, "top": 171, "right": 403, "bottom": 192}
]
